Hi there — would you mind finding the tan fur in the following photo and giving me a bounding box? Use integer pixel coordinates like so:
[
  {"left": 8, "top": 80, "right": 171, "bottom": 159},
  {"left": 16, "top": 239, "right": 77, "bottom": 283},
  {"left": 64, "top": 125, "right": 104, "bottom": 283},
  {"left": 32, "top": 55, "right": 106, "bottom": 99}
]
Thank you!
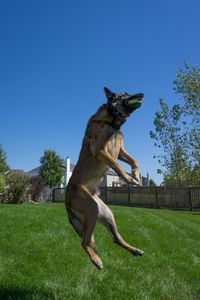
[{"left": 65, "top": 103, "right": 144, "bottom": 270}]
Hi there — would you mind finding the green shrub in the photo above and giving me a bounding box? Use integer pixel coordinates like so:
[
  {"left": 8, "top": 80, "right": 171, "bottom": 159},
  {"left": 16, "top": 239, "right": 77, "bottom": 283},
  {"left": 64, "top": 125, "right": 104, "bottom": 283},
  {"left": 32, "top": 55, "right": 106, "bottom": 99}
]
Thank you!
[
  {"left": 0, "top": 173, "right": 6, "bottom": 193},
  {"left": 29, "top": 176, "right": 45, "bottom": 202},
  {"left": 0, "top": 145, "right": 10, "bottom": 195},
  {"left": 7, "top": 171, "right": 30, "bottom": 203}
]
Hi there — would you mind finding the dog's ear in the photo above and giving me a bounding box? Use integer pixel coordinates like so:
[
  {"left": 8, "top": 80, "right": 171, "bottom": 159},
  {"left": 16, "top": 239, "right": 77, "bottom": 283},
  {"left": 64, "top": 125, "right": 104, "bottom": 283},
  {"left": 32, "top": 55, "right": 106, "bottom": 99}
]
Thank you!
[{"left": 104, "top": 87, "right": 115, "bottom": 102}]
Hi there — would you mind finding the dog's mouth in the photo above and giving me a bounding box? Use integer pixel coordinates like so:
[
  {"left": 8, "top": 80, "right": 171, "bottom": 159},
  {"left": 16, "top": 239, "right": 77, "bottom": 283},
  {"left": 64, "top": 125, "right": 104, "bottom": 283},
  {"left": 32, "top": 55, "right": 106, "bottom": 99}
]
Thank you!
[
  {"left": 123, "top": 93, "right": 144, "bottom": 113},
  {"left": 106, "top": 88, "right": 144, "bottom": 124},
  {"left": 107, "top": 93, "right": 144, "bottom": 120}
]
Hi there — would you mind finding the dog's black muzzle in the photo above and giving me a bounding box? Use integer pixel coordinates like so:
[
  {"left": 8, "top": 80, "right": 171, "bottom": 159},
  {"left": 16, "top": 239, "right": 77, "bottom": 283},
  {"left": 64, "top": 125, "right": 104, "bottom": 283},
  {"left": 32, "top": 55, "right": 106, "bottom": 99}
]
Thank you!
[
  {"left": 123, "top": 93, "right": 144, "bottom": 113},
  {"left": 107, "top": 92, "right": 144, "bottom": 122}
]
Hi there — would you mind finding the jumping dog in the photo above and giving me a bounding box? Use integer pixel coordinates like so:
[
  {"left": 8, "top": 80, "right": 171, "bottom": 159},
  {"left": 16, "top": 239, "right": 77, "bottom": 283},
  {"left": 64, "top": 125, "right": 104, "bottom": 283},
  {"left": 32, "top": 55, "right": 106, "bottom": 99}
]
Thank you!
[{"left": 65, "top": 87, "right": 144, "bottom": 269}]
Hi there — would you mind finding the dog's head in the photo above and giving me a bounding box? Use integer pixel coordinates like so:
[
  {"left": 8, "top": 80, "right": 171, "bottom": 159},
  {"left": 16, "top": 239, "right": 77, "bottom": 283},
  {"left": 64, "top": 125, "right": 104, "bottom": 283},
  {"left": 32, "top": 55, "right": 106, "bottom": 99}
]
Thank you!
[{"left": 104, "top": 87, "right": 144, "bottom": 126}]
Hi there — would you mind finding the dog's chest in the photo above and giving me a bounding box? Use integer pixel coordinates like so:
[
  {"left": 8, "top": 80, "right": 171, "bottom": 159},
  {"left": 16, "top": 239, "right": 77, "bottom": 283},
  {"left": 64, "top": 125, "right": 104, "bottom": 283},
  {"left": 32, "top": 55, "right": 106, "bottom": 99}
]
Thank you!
[{"left": 107, "top": 131, "right": 123, "bottom": 159}]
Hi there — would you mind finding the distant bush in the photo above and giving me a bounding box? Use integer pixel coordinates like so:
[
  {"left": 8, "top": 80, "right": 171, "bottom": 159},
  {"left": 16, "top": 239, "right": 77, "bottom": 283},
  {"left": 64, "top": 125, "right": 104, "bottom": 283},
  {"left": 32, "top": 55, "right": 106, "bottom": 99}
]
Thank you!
[
  {"left": 0, "top": 173, "right": 6, "bottom": 193},
  {"left": 7, "top": 171, "right": 30, "bottom": 204},
  {"left": 149, "top": 179, "right": 157, "bottom": 187},
  {"left": 29, "top": 176, "right": 45, "bottom": 202},
  {"left": 0, "top": 174, "right": 6, "bottom": 203},
  {"left": 0, "top": 144, "right": 10, "bottom": 194}
]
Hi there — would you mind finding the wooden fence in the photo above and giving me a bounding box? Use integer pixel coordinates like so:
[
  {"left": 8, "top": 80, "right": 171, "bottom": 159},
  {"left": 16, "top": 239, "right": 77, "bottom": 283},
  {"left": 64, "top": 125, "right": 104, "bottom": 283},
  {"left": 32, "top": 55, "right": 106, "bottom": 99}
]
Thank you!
[{"left": 52, "top": 186, "right": 200, "bottom": 211}]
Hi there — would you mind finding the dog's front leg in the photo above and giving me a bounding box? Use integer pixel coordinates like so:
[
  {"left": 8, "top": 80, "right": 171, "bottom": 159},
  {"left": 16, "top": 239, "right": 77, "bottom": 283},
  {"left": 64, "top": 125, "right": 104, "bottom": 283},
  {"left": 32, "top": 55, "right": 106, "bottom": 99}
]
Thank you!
[
  {"left": 118, "top": 147, "right": 140, "bottom": 185},
  {"left": 98, "top": 149, "right": 135, "bottom": 185}
]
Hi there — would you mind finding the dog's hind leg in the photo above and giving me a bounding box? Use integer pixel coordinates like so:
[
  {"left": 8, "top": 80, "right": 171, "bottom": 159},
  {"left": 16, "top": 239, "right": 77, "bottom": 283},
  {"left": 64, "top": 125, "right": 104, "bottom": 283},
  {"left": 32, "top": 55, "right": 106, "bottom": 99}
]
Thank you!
[
  {"left": 68, "top": 187, "right": 104, "bottom": 270},
  {"left": 82, "top": 225, "right": 103, "bottom": 269},
  {"left": 68, "top": 209, "right": 84, "bottom": 236},
  {"left": 67, "top": 209, "right": 96, "bottom": 251},
  {"left": 97, "top": 197, "right": 144, "bottom": 256},
  {"left": 81, "top": 200, "right": 103, "bottom": 270}
]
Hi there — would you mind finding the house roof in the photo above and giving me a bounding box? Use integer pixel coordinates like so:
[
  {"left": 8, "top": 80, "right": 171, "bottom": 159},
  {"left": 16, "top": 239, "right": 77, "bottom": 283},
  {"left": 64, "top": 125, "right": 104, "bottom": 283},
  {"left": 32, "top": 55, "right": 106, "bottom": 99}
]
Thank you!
[
  {"left": 11, "top": 169, "right": 26, "bottom": 174},
  {"left": 106, "top": 168, "right": 118, "bottom": 175},
  {"left": 27, "top": 167, "right": 40, "bottom": 174},
  {"left": 27, "top": 163, "right": 116, "bottom": 176},
  {"left": 27, "top": 160, "right": 75, "bottom": 175}
]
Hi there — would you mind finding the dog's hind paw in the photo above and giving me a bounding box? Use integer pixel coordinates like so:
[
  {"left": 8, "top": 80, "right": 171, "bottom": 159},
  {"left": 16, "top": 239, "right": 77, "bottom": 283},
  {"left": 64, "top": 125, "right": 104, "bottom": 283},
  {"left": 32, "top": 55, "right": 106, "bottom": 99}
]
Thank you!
[
  {"left": 132, "top": 249, "right": 144, "bottom": 256},
  {"left": 91, "top": 255, "right": 104, "bottom": 270}
]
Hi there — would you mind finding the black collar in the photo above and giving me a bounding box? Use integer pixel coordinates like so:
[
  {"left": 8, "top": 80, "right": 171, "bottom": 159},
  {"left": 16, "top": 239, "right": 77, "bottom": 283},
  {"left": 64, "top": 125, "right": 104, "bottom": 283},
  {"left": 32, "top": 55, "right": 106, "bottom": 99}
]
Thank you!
[
  {"left": 107, "top": 103, "right": 125, "bottom": 119},
  {"left": 109, "top": 121, "right": 121, "bottom": 130},
  {"left": 107, "top": 104, "right": 126, "bottom": 130}
]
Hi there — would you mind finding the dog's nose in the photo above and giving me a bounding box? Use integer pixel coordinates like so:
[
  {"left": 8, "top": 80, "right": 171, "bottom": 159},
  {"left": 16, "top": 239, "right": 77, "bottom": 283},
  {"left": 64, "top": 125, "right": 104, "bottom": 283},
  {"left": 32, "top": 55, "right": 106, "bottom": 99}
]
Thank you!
[
  {"left": 130, "top": 93, "right": 144, "bottom": 100},
  {"left": 139, "top": 93, "right": 144, "bottom": 98}
]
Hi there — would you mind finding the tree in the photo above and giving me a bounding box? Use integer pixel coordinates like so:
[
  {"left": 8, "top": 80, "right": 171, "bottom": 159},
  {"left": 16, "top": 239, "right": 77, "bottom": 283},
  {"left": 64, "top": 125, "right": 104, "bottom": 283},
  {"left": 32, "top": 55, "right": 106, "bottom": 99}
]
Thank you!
[
  {"left": 0, "top": 145, "right": 10, "bottom": 193},
  {"left": 150, "top": 63, "right": 200, "bottom": 186},
  {"left": 150, "top": 99, "right": 190, "bottom": 186},
  {"left": 187, "top": 165, "right": 200, "bottom": 186},
  {"left": 174, "top": 62, "right": 200, "bottom": 165},
  {"left": 174, "top": 63, "right": 200, "bottom": 117},
  {"left": 39, "top": 150, "right": 64, "bottom": 190}
]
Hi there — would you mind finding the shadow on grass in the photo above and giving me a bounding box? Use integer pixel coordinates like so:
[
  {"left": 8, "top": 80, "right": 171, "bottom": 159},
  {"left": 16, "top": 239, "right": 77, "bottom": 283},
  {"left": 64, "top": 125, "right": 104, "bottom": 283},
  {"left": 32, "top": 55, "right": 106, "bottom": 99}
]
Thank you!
[{"left": 0, "top": 286, "right": 53, "bottom": 300}]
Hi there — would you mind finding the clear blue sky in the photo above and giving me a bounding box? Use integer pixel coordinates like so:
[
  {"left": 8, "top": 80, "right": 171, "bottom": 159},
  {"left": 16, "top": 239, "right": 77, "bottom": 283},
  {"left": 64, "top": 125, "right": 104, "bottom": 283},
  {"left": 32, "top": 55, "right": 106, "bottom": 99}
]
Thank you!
[{"left": 0, "top": 0, "right": 199, "bottom": 184}]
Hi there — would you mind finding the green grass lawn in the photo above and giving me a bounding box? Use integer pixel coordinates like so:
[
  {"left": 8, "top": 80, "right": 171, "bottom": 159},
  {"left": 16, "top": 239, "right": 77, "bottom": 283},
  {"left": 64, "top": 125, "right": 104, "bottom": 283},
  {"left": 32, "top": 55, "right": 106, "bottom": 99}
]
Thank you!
[{"left": 0, "top": 204, "right": 199, "bottom": 300}]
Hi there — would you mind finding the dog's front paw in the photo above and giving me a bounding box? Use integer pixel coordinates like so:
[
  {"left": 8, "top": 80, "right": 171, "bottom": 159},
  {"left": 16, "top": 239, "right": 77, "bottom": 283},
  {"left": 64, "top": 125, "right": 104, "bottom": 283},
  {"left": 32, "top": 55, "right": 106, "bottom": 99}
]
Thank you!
[
  {"left": 125, "top": 174, "right": 136, "bottom": 185},
  {"left": 132, "top": 171, "right": 141, "bottom": 186}
]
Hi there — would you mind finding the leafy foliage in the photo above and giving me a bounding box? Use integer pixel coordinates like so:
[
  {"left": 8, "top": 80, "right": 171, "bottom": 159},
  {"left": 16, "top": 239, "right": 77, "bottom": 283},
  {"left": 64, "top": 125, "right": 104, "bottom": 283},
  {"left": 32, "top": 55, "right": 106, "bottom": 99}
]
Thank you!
[
  {"left": 174, "top": 62, "right": 200, "bottom": 165},
  {"left": 149, "top": 179, "right": 157, "bottom": 186},
  {"left": 150, "top": 99, "right": 190, "bottom": 186},
  {"left": 174, "top": 62, "right": 200, "bottom": 115},
  {"left": 0, "top": 174, "right": 6, "bottom": 194},
  {"left": 0, "top": 145, "right": 10, "bottom": 193},
  {"left": 7, "top": 171, "right": 30, "bottom": 203},
  {"left": 187, "top": 165, "right": 200, "bottom": 186},
  {"left": 150, "top": 63, "right": 200, "bottom": 186},
  {"left": 29, "top": 176, "right": 45, "bottom": 202},
  {"left": 39, "top": 150, "right": 64, "bottom": 189}
]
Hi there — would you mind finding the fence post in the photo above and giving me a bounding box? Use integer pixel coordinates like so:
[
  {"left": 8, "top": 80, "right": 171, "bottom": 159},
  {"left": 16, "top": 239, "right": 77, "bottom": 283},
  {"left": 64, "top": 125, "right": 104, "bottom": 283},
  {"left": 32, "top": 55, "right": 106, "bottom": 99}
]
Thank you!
[
  {"left": 128, "top": 185, "right": 131, "bottom": 206},
  {"left": 155, "top": 187, "right": 159, "bottom": 208},
  {"left": 105, "top": 187, "right": 108, "bottom": 204},
  {"left": 52, "top": 188, "right": 55, "bottom": 202},
  {"left": 188, "top": 188, "right": 193, "bottom": 211}
]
